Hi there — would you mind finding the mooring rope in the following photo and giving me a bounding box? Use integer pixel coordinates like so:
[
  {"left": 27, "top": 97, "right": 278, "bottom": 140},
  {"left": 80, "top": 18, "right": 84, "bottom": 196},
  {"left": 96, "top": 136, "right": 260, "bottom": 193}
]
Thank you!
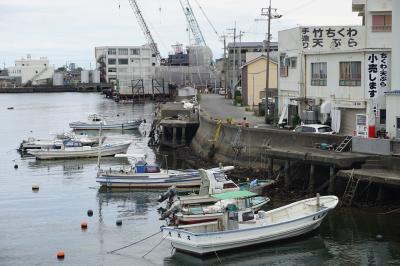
[
  {"left": 142, "top": 235, "right": 167, "bottom": 258},
  {"left": 108, "top": 230, "right": 161, "bottom": 254}
]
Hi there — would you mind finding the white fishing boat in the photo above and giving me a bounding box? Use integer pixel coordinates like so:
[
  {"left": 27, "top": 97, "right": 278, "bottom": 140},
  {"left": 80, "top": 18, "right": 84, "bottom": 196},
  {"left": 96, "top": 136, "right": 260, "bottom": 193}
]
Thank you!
[
  {"left": 27, "top": 140, "right": 132, "bottom": 160},
  {"left": 19, "top": 133, "right": 101, "bottom": 153},
  {"left": 162, "top": 195, "right": 338, "bottom": 255},
  {"left": 166, "top": 191, "right": 270, "bottom": 225},
  {"left": 96, "top": 161, "right": 235, "bottom": 189},
  {"left": 69, "top": 114, "right": 143, "bottom": 130},
  {"left": 159, "top": 168, "right": 270, "bottom": 225}
]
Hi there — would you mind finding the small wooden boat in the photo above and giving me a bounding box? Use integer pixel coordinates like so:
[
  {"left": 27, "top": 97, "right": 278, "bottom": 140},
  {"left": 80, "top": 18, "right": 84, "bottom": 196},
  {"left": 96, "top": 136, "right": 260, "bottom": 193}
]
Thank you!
[
  {"left": 69, "top": 114, "right": 143, "bottom": 130},
  {"left": 162, "top": 195, "right": 338, "bottom": 255},
  {"left": 27, "top": 140, "right": 132, "bottom": 160}
]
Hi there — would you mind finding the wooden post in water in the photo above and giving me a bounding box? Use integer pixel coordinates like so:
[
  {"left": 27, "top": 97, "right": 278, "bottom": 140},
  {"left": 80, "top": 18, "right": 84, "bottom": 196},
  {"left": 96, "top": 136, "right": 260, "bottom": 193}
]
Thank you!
[
  {"left": 97, "top": 122, "right": 103, "bottom": 170},
  {"left": 284, "top": 160, "right": 290, "bottom": 189},
  {"left": 172, "top": 127, "right": 177, "bottom": 145},
  {"left": 308, "top": 164, "right": 315, "bottom": 193},
  {"left": 267, "top": 157, "right": 273, "bottom": 179},
  {"left": 328, "top": 165, "right": 336, "bottom": 194}
]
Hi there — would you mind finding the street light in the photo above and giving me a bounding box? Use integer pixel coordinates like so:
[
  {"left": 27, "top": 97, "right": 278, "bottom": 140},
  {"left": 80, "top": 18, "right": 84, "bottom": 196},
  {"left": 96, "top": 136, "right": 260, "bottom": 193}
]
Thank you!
[{"left": 261, "top": 0, "right": 282, "bottom": 124}]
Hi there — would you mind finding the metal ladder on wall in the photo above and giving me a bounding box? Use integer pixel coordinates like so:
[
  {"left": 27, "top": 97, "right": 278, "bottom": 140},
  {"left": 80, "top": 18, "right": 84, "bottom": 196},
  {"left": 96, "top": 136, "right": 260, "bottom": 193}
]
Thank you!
[
  {"left": 231, "top": 127, "right": 244, "bottom": 164},
  {"left": 341, "top": 169, "right": 359, "bottom": 207},
  {"left": 335, "top": 136, "right": 353, "bottom": 152}
]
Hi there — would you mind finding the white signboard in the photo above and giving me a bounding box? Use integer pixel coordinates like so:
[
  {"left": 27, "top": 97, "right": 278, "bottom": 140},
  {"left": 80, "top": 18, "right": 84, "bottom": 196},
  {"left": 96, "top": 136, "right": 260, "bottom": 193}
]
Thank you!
[
  {"left": 301, "top": 26, "right": 364, "bottom": 52},
  {"left": 356, "top": 114, "right": 368, "bottom": 138},
  {"left": 366, "top": 52, "right": 390, "bottom": 99}
]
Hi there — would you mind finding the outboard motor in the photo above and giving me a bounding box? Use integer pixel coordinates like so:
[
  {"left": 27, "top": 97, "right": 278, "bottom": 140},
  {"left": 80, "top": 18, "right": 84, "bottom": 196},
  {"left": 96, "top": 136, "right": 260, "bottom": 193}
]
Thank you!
[
  {"left": 160, "top": 201, "right": 181, "bottom": 219},
  {"left": 158, "top": 186, "right": 177, "bottom": 203}
]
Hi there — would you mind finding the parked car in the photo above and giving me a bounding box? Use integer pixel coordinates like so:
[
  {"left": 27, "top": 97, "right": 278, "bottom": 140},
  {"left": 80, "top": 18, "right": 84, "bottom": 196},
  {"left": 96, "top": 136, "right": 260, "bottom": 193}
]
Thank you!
[
  {"left": 293, "top": 124, "right": 335, "bottom": 134},
  {"left": 218, "top": 88, "right": 227, "bottom": 95}
]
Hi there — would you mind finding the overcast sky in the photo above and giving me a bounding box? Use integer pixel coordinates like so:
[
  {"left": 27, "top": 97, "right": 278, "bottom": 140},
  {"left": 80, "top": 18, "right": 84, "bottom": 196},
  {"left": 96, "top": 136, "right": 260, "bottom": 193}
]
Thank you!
[{"left": 0, "top": 0, "right": 362, "bottom": 69}]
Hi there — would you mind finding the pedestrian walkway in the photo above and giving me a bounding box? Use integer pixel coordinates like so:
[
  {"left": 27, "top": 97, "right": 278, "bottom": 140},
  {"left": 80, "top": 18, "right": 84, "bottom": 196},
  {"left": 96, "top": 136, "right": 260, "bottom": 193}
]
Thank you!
[{"left": 200, "top": 94, "right": 268, "bottom": 127}]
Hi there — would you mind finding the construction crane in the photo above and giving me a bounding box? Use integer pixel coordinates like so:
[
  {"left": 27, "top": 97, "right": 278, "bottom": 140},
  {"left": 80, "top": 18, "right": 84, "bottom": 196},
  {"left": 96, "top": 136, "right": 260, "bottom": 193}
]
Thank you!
[
  {"left": 179, "top": 0, "right": 206, "bottom": 46},
  {"left": 128, "top": 0, "right": 162, "bottom": 62}
]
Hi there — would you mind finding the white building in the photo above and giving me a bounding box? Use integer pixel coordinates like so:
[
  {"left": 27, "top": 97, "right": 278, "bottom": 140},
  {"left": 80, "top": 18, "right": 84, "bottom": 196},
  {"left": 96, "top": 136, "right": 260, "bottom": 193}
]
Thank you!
[
  {"left": 95, "top": 45, "right": 157, "bottom": 94},
  {"left": 8, "top": 55, "right": 54, "bottom": 85},
  {"left": 278, "top": 0, "right": 393, "bottom": 136}
]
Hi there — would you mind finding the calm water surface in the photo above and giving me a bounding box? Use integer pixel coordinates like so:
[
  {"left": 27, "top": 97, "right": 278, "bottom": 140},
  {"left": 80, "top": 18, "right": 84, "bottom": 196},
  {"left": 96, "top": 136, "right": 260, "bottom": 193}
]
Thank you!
[{"left": 0, "top": 93, "right": 399, "bottom": 266}]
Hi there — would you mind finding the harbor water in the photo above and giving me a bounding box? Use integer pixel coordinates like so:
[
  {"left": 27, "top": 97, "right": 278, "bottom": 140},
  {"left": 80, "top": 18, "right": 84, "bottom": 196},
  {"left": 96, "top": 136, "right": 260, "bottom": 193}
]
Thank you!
[{"left": 0, "top": 93, "right": 400, "bottom": 266}]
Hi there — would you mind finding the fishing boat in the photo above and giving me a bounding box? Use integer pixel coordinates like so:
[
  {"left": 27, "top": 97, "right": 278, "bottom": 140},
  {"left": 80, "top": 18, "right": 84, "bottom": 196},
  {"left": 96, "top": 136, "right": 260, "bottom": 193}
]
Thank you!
[
  {"left": 161, "top": 195, "right": 339, "bottom": 255},
  {"left": 27, "top": 140, "right": 132, "bottom": 160},
  {"left": 19, "top": 133, "right": 101, "bottom": 153},
  {"left": 158, "top": 168, "right": 270, "bottom": 225},
  {"left": 69, "top": 114, "right": 143, "bottom": 130},
  {"left": 96, "top": 160, "right": 235, "bottom": 189}
]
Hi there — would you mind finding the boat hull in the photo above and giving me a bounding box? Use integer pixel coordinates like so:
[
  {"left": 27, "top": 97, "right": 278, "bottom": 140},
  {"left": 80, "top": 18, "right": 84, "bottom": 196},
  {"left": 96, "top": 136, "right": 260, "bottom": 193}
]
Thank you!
[
  {"left": 162, "top": 196, "right": 338, "bottom": 255},
  {"left": 69, "top": 121, "right": 141, "bottom": 130},
  {"left": 28, "top": 142, "right": 131, "bottom": 160},
  {"left": 96, "top": 176, "right": 201, "bottom": 189}
]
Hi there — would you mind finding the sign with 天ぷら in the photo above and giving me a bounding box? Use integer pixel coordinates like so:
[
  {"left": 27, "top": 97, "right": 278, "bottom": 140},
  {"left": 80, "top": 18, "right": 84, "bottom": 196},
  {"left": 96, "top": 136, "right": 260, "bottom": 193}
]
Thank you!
[
  {"left": 365, "top": 52, "right": 390, "bottom": 99},
  {"left": 300, "top": 26, "right": 364, "bottom": 52}
]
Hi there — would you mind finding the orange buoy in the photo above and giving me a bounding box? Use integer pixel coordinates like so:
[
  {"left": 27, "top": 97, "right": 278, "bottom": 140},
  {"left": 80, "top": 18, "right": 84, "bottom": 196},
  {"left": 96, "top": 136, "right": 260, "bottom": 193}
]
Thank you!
[
  {"left": 81, "top": 221, "right": 88, "bottom": 230},
  {"left": 57, "top": 250, "right": 65, "bottom": 259}
]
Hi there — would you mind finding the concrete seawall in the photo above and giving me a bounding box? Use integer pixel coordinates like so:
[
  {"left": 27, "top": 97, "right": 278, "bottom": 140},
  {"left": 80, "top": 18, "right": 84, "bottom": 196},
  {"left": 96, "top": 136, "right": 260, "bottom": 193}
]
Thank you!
[{"left": 191, "top": 113, "right": 347, "bottom": 169}]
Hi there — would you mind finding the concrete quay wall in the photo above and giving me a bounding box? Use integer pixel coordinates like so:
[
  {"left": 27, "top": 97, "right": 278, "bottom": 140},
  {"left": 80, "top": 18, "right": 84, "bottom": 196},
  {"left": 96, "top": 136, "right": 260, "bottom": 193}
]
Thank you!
[{"left": 191, "top": 113, "right": 347, "bottom": 169}]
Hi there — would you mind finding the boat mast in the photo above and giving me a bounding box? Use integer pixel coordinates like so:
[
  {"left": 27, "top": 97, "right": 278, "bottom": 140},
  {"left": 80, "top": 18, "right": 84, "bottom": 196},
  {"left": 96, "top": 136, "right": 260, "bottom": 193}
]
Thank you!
[{"left": 97, "top": 122, "right": 103, "bottom": 169}]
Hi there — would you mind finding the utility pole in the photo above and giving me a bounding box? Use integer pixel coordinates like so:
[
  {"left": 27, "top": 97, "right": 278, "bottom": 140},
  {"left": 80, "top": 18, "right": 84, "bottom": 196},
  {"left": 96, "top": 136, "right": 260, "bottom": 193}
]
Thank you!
[
  {"left": 227, "top": 22, "right": 244, "bottom": 98},
  {"left": 238, "top": 30, "right": 245, "bottom": 86},
  {"left": 261, "top": 0, "right": 282, "bottom": 124},
  {"left": 222, "top": 35, "right": 228, "bottom": 95},
  {"left": 233, "top": 22, "right": 237, "bottom": 95}
]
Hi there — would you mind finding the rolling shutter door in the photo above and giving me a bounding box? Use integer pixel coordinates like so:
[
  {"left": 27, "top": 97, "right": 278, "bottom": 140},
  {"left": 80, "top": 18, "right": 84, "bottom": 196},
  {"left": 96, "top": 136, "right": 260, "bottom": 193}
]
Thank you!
[{"left": 340, "top": 108, "right": 364, "bottom": 135}]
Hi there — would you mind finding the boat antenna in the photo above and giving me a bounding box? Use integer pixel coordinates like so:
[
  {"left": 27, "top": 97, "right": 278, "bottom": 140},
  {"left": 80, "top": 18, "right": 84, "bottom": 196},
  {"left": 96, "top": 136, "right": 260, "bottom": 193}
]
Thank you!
[{"left": 97, "top": 122, "right": 103, "bottom": 170}]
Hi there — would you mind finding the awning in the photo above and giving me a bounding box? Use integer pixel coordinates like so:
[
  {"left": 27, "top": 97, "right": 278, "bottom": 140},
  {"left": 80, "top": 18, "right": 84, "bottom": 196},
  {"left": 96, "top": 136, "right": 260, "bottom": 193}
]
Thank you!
[{"left": 212, "top": 190, "right": 257, "bottom": 200}]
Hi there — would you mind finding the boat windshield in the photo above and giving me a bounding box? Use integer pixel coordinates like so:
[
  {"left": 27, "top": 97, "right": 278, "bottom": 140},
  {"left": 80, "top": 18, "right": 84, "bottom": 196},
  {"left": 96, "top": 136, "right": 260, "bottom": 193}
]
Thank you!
[{"left": 214, "top": 172, "right": 228, "bottom": 182}]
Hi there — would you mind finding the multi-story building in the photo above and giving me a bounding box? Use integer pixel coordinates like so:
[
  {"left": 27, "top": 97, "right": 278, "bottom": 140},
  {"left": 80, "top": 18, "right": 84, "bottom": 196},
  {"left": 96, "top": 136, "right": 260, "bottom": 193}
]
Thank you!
[
  {"left": 7, "top": 55, "right": 54, "bottom": 85},
  {"left": 227, "top": 41, "right": 278, "bottom": 89},
  {"left": 278, "top": 0, "right": 394, "bottom": 136},
  {"left": 95, "top": 45, "right": 157, "bottom": 94}
]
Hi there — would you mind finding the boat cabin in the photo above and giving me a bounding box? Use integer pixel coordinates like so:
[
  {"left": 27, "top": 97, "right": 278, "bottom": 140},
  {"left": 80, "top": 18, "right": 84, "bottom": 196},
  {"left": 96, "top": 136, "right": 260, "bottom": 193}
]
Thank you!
[
  {"left": 63, "top": 140, "right": 83, "bottom": 148},
  {"left": 134, "top": 161, "right": 161, "bottom": 173}
]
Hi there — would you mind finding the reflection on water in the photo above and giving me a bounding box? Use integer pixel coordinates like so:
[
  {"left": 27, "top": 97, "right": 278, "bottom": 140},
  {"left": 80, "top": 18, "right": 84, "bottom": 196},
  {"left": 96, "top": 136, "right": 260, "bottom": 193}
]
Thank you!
[
  {"left": 0, "top": 93, "right": 399, "bottom": 266},
  {"left": 97, "top": 191, "right": 160, "bottom": 219},
  {"left": 165, "top": 234, "right": 329, "bottom": 266}
]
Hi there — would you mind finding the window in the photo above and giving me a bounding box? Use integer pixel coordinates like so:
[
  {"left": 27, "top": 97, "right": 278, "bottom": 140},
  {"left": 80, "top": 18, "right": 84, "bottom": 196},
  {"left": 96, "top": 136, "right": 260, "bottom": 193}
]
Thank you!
[
  {"left": 279, "top": 54, "right": 288, "bottom": 77},
  {"left": 302, "top": 126, "right": 316, "bottom": 133},
  {"left": 311, "top": 62, "right": 327, "bottom": 86},
  {"left": 118, "top": 58, "right": 128, "bottom": 65},
  {"left": 108, "top": 48, "right": 116, "bottom": 55},
  {"left": 339, "top": 62, "right": 361, "bottom": 86},
  {"left": 130, "top": 49, "right": 140, "bottom": 55},
  {"left": 318, "top": 126, "right": 333, "bottom": 133},
  {"left": 280, "top": 66, "right": 288, "bottom": 77},
  {"left": 380, "top": 109, "right": 386, "bottom": 124},
  {"left": 289, "top": 57, "right": 297, "bottom": 69},
  {"left": 372, "top": 14, "right": 392, "bottom": 32},
  {"left": 108, "top": 58, "right": 116, "bottom": 65},
  {"left": 108, "top": 68, "right": 117, "bottom": 73},
  {"left": 118, "top": 48, "right": 128, "bottom": 55}
]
